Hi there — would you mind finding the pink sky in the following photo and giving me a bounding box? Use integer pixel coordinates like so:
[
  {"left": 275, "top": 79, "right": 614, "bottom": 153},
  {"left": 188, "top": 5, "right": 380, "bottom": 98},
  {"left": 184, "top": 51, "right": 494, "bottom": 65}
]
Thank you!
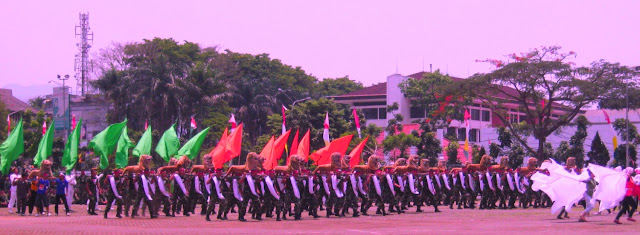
[{"left": 1, "top": 0, "right": 639, "bottom": 100}]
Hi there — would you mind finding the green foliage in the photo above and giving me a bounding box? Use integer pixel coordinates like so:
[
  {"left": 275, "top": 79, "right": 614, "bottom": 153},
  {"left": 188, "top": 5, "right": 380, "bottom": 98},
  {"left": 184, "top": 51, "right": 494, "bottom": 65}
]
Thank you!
[
  {"left": 588, "top": 132, "right": 610, "bottom": 166},
  {"left": 568, "top": 115, "right": 589, "bottom": 168},
  {"left": 489, "top": 143, "right": 501, "bottom": 159},
  {"left": 554, "top": 141, "right": 571, "bottom": 163},
  {"left": 314, "top": 76, "right": 363, "bottom": 97},
  {"left": 385, "top": 102, "right": 403, "bottom": 135},
  {"left": 446, "top": 46, "right": 626, "bottom": 160},
  {"left": 412, "top": 121, "right": 442, "bottom": 166},
  {"left": 507, "top": 143, "right": 525, "bottom": 168},
  {"left": 497, "top": 127, "right": 512, "bottom": 148},
  {"left": 382, "top": 133, "right": 419, "bottom": 160},
  {"left": 612, "top": 118, "right": 638, "bottom": 143},
  {"left": 445, "top": 140, "right": 460, "bottom": 165},
  {"left": 284, "top": 98, "right": 352, "bottom": 151},
  {"left": 613, "top": 144, "right": 637, "bottom": 167},
  {"left": 542, "top": 142, "right": 554, "bottom": 161},
  {"left": 472, "top": 145, "right": 486, "bottom": 164}
]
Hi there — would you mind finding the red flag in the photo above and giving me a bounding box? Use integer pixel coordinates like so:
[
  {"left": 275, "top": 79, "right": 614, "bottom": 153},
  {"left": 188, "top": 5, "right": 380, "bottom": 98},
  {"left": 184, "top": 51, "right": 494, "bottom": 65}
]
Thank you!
[
  {"left": 309, "top": 146, "right": 329, "bottom": 163},
  {"left": 6, "top": 115, "right": 10, "bottom": 136},
  {"left": 211, "top": 128, "right": 229, "bottom": 169},
  {"left": 541, "top": 99, "right": 545, "bottom": 109},
  {"left": 602, "top": 109, "right": 612, "bottom": 124},
  {"left": 260, "top": 136, "right": 276, "bottom": 170},
  {"left": 314, "top": 135, "right": 353, "bottom": 165},
  {"left": 488, "top": 139, "right": 491, "bottom": 145},
  {"left": 224, "top": 123, "right": 244, "bottom": 162},
  {"left": 42, "top": 121, "right": 47, "bottom": 136},
  {"left": 287, "top": 129, "right": 300, "bottom": 164},
  {"left": 353, "top": 109, "right": 361, "bottom": 138},
  {"left": 297, "top": 130, "right": 311, "bottom": 161},
  {"left": 349, "top": 136, "right": 369, "bottom": 168},
  {"left": 464, "top": 109, "right": 471, "bottom": 126},
  {"left": 272, "top": 130, "right": 291, "bottom": 168},
  {"left": 228, "top": 114, "right": 237, "bottom": 129},
  {"left": 190, "top": 116, "right": 197, "bottom": 129},
  {"left": 71, "top": 115, "right": 76, "bottom": 131},
  {"left": 144, "top": 119, "right": 149, "bottom": 130},
  {"left": 282, "top": 105, "right": 287, "bottom": 135}
]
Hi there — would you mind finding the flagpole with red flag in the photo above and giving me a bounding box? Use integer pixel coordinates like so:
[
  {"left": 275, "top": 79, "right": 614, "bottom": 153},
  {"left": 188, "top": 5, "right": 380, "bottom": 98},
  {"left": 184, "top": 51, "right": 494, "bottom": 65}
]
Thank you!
[
  {"left": 228, "top": 114, "right": 237, "bottom": 133},
  {"left": 42, "top": 121, "right": 47, "bottom": 136},
  {"left": 7, "top": 115, "right": 10, "bottom": 137},
  {"left": 353, "top": 109, "right": 361, "bottom": 138}
]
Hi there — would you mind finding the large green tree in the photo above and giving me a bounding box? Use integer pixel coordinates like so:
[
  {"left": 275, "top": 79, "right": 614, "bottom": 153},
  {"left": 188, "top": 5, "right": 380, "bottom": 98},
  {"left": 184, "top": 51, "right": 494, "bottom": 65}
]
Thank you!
[
  {"left": 588, "top": 132, "right": 609, "bottom": 166},
  {"left": 412, "top": 121, "right": 442, "bottom": 166},
  {"left": 445, "top": 46, "right": 627, "bottom": 160},
  {"left": 314, "top": 76, "right": 364, "bottom": 97},
  {"left": 568, "top": 115, "right": 589, "bottom": 168}
]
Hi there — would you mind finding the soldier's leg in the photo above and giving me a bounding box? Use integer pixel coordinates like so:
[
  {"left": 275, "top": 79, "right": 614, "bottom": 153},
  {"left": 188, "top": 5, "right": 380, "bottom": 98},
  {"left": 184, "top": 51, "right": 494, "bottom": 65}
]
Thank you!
[{"left": 104, "top": 196, "right": 115, "bottom": 218}]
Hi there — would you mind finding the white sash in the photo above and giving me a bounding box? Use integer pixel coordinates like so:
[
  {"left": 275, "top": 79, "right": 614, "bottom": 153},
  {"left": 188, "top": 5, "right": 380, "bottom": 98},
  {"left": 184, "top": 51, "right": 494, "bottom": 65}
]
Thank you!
[
  {"left": 246, "top": 175, "right": 258, "bottom": 196},
  {"left": 276, "top": 177, "right": 286, "bottom": 193},
  {"left": 397, "top": 176, "right": 405, "bottom": 192},
  {"left": 408, "top": 174, "right": 419, "bottom": 195},
  {"left": 321, "top": 176, "right": 331, "bottom": 196},
  {"left": 157, "top": 176, "right": 170, "bottom": 197},
  {"left": 212, "top": 176, "right": 225, "bottom": 200},
  {"left": 290, "top": 176, "right": 301, "bottom": 199},
  {"left": 434, "top": 174, "right": 442, "bottom": 189},
  {"left": 265, "top": 176, "right": 280, "bottom": 200},
  {"left": 496, "top": 173, "right": 503, "bottom": 190},
  {"left": 443, "top": 174, "right": 451, "bottom": 190},
  {"left": 194, "top": 176, "right": 203, "bottom": 195},
  {"left": 385, "top": 174, "right": 396, "bottom": 196},
  {"left": 150, "top": 182, "right": 156, "bottom": 194},
  {"left": 468, "top": 174, "right": 476, "bottom": 191},
  {"left": 331, "top": 175, "right": 344, "bottom": 198},
  {"left": 507, "top": 172, "right": 515, "bottom": 190},
  {"left": 372, "top": 175, "right": 382, "bottom": 197},
  {"left": 174, "top": 174, "right": 188, "bottom": 195},
  {"left": 479, "top": 174, "right": 485, "bottom": 192},
  {"left": 260, "top": 181, "right": 265, "bottom": 196},
  {"left": 459, "top": 172, "right": 466, "bottom": 189},
  {"left": 357, "top": 177, "right": 367, "bottom": 195},
  {"left": 486, "top": 172, "right": 495, "bottom": 191},
  {"left": 349, "top": 174, "right": 359, "bottom": 196},
  {"left": 141, "top": 175, "right": 153, "bottom": 201},
  {"left": 426, "top": 175, "right": 436, "bottom": 195},
  {"left": 308, "top": 176, "right": 315, "bottom": 194},
  {"left": 204, "top": 174, "right": 211, "bottom": 194},
  {"left": 109, "top": 176, "right": 122, "bottom": 199},
  {"left": 232, "top": 178, "right": 243, "bottom": 201}
]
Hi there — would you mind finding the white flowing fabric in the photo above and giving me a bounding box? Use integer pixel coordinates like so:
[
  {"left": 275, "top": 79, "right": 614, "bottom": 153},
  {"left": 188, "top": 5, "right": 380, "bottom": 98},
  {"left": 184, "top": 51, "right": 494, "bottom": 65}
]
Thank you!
[
  {"left": 531, "top": 160, "right": 587, "bottom": 214},
  {"left": 264, "top": 176, "right": 280, "bottom": 200},
  {"left": 514, "top": 173, "right": 526, "bottom": 194},
  {"left": 157, "top": 176, "right": 170, "bottom": 197},
  {"left": 407, "top": 174, "right": 419, "bottom": 195},
  {"left": 357, "top": 177, "right": 367, "bottom": 195},
  {"left": 331, "top": 175, "right": 344, "bottom": 198},
  {"left": 587, "top": 164, "right": 627, "bottom": 212},
  {"left": 194, "top": 176, "right": 202, "bottom": 195},
  {"left": 349, "top": 174, "right": 359, "bottom": 196},
  {"left": 426, "top": 175, "right": 436, "bottom": 195},
  {"left": 308, "top": 177, "right": 315, "bottom": 194},
  {"left": 246, "top": 175, "right": 258, "bottom": 196},
  {"left": 442, "top": 174, "right": 451, "bottom": 190},
  {"left": 434, "top": 174, "right": 442, "bottom": 189},
  {"left": 506, "top": 173, "right": 515, "bottom": 190},
  {"left": 486, "top": 172, "right": 495, "bottom": 191},
  {"left": 459, "top": 172, "right": 466, "bottom": 189},
  {"left": 109, "top": 176, "right": 123, "bottom": 199},
  {"left": 232, "top": 179, "right": 243, "bottom": 201},
  {"left": 290, "top": 176, "right": 301, "bottom": 199},
  {"left": 372, "top": 175, "right": 382, "bottom": 197},
  {"left": 173, "top": 174, "right": 188, "bottom": 195},
  {"left": 468, "top": 174, "right": 476, "bottom": 192},
  {"left": 397, "top": 176, "right": 406, "bottom": 192},
  {"left": 204, "top": 174, "right": 211, "bottom": 194},
  {"left": 212, "top": 176, "right": 225, "bottom": 200},
  {"left": 321, "top": 176, "right": 331, "bottom": 196},
  {"left": 496, "top": 173, "right": 503, "bottom": 190},
  {"left": 385, "top": 174, "right": 396, "bottom": 196},
  {"left": 140, "top": 175, "right": 153, "bottom": 201}
]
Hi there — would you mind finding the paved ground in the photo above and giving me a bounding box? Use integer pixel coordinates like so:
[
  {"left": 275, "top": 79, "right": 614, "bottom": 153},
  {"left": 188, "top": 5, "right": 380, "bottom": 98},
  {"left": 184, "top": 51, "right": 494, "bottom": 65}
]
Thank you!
[{"left": 0, "top": 205, "right": 638, "bottom": 234}]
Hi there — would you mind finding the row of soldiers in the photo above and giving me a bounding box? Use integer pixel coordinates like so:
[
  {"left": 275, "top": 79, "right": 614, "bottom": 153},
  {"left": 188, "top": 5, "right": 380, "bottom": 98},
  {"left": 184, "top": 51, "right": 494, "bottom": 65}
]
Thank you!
[{"left": 87, "top": 151, "right": 554, "bottom": 222}]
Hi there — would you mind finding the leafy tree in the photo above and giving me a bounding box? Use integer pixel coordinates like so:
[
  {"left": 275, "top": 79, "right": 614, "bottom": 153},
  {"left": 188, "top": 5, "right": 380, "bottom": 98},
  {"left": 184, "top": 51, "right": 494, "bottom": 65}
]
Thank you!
[
  {"left": 554, "top": 141, "right": 571, "bottom": 164},
  {"left": 489, "top": 143, "right": 501, "bottom": 159},
  {"left": 445, "top": 140, "right": 460, "bottom": 165},
  {"left": 507, "top": 143, "right": 525, "bottom": 168},
  {"left": 283, "top": 98, "right": 352, "bottom": 151},
  {"left": 385, "top": 102, "right": 403, "bottom": 135},
  {"left": 28, "top": 96, "right": 46, "bottom": 110},
  {"left": 314, "top": 76, "right": 363, "bottom": 97},
  {"left": 382, "top": 133, "right": 419, "bottom": 160},
  {"left": 497, "top": 127, "right": 512, "bottom": 148},
  {"left": 446, "top": 46, "right": 627, "bottom": 160},
  {"left": 542, "top": 142, "right": 554, "bottom": 161},
  {"left": 412, "top": 121, "right": 442, "bottom": 166},
  {"left": 612, "top": 118, "right": 638, "bottom": 143},
  {"left": 613, "top": 144, "right": 637, "bottom": 168},
  {"left": 588, "top": 132, "right": 610, "bottom": 166},
  {"left": 568, "top": 115, "right": 589, "bottom": 168}
]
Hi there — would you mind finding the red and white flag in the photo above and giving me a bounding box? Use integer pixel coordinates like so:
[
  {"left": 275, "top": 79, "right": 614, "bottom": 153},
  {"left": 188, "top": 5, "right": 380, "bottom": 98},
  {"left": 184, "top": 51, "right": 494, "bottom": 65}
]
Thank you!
[
  {"left": 323, "top": 112, "right": 330, "bottom": 146},
  {"left": 602, "top": 109, "right": 618, "bottom": 150},
  {"left": 190, "top": 116, "right": 197, "bottom": 129},
  {"left": 42, "top": 121, "right": 47, "bottom": 136},
  {"left": 464, "top": 109, "right": 471, "bottom": 151},
  {"left": 353, "top": 108, "right": 361, "bottom": 138},
  {"left": 71, "top": 115, "right": 76, "bottom": 131},
  {"left": 228, "top": 114, "right": 237, "bottom": 132},
  {"left": 282, "top": 105, "right": 288, "bottom": 135},
  {"left": 6, "top": 115, "right": 10, "bottom": 136}
]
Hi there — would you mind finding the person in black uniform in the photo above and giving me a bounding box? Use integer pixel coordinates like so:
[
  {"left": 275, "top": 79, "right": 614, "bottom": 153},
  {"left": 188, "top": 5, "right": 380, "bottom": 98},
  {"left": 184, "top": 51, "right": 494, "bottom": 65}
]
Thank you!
[
  {"left": 86, "top": 169, "right": 98, "bottom": 215},
  {"left": 131, "top": 170, "right": 156, "bottom": 218},
  {"left": 104, "top": 169, "right": 124, "bottom": 219}
]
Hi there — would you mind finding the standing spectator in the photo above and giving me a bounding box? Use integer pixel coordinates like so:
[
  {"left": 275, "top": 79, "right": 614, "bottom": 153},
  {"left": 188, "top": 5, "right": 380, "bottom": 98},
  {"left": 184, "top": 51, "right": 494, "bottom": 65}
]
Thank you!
[
  {"left": 0, "top": 190, "right": 8, "bottom": 207},
  {"left": 15, "top": 172, "right": 30, "bottom": 216},
  {"left": 54, "top": 172, "right": 70, "bottom": 216},
  {"left": 28, "top": 174, "right": 38, "bottom": 215},
  {"left": 8, "top": 167, "right": 19, "bottom": 213},
  {"left": 35, "top": 173, "right": 52, "bottom": 217}
]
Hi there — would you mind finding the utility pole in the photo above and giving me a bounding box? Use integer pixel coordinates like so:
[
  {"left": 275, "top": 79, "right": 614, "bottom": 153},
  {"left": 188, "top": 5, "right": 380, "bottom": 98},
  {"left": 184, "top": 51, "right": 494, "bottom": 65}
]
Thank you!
[
  {"left": 58, "top": 74, "right": 70, "bottom": 135},
  {"left": 75, "top": 13, "right": 93, "bottom": 96}
]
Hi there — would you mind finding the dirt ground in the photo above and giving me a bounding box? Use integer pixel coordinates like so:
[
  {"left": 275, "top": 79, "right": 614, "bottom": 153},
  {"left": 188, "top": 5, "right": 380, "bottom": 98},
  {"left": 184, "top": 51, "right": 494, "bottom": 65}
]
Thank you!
[{"left": 0, "top": 205, "right": 638, "bottom": 234}]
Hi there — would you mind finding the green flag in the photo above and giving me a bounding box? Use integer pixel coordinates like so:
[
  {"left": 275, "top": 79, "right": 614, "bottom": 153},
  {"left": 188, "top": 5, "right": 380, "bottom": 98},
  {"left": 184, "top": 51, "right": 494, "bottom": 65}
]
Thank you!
[
  {"left": 132, "top": 126, "right": 152, "bottom": 157},
  {"left": 155, "top": 123, "right": 179, "bottom": 163},
  {"left": 178, "top": 127, "right": 210, "bottom": 160},
  {"left": 115, "top": 126, "right": 133, "bottom": 169},
  {"left": 88, "top": 120, "right": 127, "bottom": 169},
  {"left": 34, "top": 120, "right": 55, "bottom": 167},
  {"left": 0, "top": 118, "right": 23, "bottom": 175},
  {"left": 62, "top": 119, "right": 82, "bottom": 173}
]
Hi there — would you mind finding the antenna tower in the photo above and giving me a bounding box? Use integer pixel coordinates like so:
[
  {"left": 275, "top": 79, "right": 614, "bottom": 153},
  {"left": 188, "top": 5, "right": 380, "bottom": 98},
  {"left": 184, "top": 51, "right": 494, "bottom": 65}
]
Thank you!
[{"left": 74, "top": 12, "right": 93, "bottom": 96}]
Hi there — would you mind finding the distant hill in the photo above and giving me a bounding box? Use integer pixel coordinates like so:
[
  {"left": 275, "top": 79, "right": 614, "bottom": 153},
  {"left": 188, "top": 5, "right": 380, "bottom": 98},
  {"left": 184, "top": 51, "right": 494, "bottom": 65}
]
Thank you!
[{"left": 2, "top": 83, "right": 57, "bottom": 102}]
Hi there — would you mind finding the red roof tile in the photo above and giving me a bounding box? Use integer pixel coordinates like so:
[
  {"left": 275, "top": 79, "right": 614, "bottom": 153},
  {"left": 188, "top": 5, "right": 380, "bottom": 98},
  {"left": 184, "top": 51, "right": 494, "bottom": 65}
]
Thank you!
[
  {"left": 335, "top": 82, "right": 387, "bottom": 97},
  {"left": 0, "top": 89, "right": 33, "bottom": 112}
]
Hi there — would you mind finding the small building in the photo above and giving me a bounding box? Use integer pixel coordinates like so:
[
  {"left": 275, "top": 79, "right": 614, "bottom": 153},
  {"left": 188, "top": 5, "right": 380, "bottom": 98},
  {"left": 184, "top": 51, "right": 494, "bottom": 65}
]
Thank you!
[
  {"left": 43, "top": 87, "right": 110, "bottom": 143},
  {"left": 0, "top": 88, "right": 35, "bottom": 121}
]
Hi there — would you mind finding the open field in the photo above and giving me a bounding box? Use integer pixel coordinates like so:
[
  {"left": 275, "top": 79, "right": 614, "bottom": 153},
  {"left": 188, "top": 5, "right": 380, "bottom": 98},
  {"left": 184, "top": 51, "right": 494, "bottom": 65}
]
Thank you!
[{"left": 0, "top": 205, "right": 638, "bottom": 234}]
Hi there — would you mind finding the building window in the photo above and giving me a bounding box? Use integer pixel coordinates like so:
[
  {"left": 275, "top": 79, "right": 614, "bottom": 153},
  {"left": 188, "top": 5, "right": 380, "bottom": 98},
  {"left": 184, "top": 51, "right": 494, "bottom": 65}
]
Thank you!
[
  {"left": 447, "top": 127, "right": 457, "bottom": 139},
  {"left": 458, "top": 128, "right": 466, "bottom": 141},
  {"left": 378, "top": 108, "right": 387, "bottom": 119},
  {"left": 363, "top": 108, "right": 379, "bottom": 120},
  {"left": 469, "top": 129, "right": 479, "bottom": 142},
  {"left": 471, "top": 109, "right": 480, "bottom": 121},
  {"left": 482, "top": 110, "right": 490, "bottom": 122},
  {"left": 509, "top": 113, "right": 519, "bottom": 124},
  {"left": 410, "top": 106, "right": 426, "bottom": 118},
  {"left": 519, "top": 115, "right": 527, "bottom": 123}
]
